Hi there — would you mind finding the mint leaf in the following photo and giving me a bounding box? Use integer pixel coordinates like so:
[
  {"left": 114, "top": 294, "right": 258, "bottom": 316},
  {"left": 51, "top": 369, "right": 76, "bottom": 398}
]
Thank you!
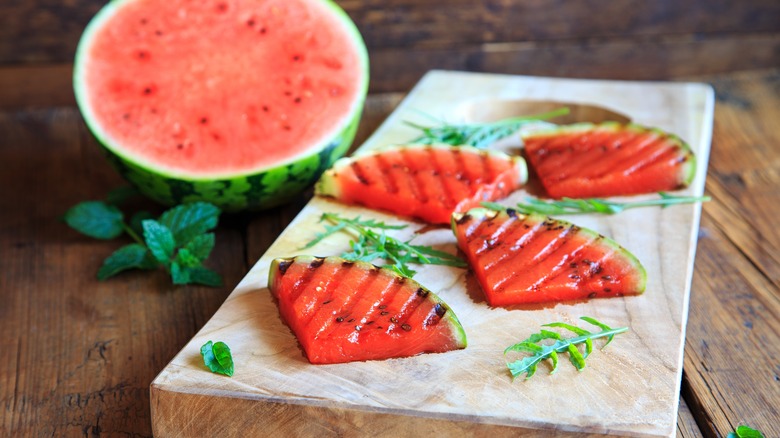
[
  {"left": 175, "top": 248, "right": 201, "bottom": 268},
  {"left": 159, "top": 202, "right": 220, "bottom": 246},
  {"left": 64, "top": 201, "right": 124, "bottom": 239},
  {"left": 187, "top": 266, "right": 223, "bottom": 287},
  {"left": 728, "top": 425, "right": 764, "bottom": 438},
  {"left": 184, "top": 233, "right": 215, "bottom": 262},
  {"left": 142, "top": 220, "right": 176, "bottom": 264},
  {"left": 200, "top": 340, "right": 234, "bottom": 376},
  {"left": 97, "top": 243, "right": 157, "bottom": 280},
  {"left": 170, "top": 261, "right": 190, "bottom": 285}
]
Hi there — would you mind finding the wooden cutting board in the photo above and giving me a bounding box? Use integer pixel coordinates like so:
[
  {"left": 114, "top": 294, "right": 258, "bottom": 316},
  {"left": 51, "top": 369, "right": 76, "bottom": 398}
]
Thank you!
[{"left": 150, "top": 71, "right": 714, "bottom": 437}]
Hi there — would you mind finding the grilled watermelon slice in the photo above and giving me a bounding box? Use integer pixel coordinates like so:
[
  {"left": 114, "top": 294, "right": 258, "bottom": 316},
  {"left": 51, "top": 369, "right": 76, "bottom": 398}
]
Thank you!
[
  {"left": 316, "top": 144, "right": 527, "bottom": 224},
  {"left": 268, "top": 255, "right": 467, "bottom": 364},
  {"left": 523, "top": 122, "right": 696, "bottom": 198},
  {"left": 452, "top": 208, "right": 646, "bottom": 306}
]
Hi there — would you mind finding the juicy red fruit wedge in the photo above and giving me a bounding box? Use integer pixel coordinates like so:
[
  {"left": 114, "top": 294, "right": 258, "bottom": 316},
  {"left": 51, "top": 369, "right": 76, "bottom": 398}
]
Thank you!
[
  {"left": 268, "top": 255, "right": 467, "bottom": 364},
  {"left": 316, "top": 144, "right": 527, "bottom": 224},
  {"left": 523, "top": 122, "right": 696, "bottom": 199},
  {"left": 451, "top": 208, "right": 647, "bottom": 307}
]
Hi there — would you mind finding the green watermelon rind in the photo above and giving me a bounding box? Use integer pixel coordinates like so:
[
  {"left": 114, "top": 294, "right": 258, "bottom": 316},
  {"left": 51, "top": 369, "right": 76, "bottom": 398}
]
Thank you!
[
  {"left": 451, "top": 207, "right": 648, "bottom": 295},
  {"left": 73, "top": 0, "right": 369, "bottom": 212},
  {"left": 521, "top": 122, "right": 697, "bottom": 188},
  {"left": 315, "top": 143, "right": 529, "bottom": 199},
  {"left": 268, "top": 255, "right": 468, "bottom": 352}
]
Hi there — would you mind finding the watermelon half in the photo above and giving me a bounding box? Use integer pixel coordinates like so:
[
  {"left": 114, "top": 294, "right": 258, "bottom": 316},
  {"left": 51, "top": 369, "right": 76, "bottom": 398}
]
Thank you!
[
  {"left": 522, "top": 122, "right": 696, "bottom": 199},
  {"left": 268, "top": 255, "right": 467, "bottom": 364},
  {"left": 452, "top": 208, "right": 646, "bottom": 306},
  {"left": 316, "top": 144, "right": 528, "bottom": 224},
  {"left": 73, "top": 0, "right": 369, "bottom": 211}
]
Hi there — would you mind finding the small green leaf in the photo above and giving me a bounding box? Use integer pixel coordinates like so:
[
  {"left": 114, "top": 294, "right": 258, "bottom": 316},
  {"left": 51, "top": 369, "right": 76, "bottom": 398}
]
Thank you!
[
  {"left": 188, "top": 266, "right": 223, "bottom": 287},
  {"left": 729, "top": 425, "right": 764, "bottom": 438},
  {"left": 170, "top": 261, "right": 190, "bottom": 284},
  {"left": 64, "top": 201, "right": 124, "bottom": 240},
  {"left": 175, "top": 248, "right": 201, "bottom": 268},
  {"left": 97, "top": 243, "right": 157, "bottom": 280},
  {"left": 142, "top": 220, "right": 176, "bottom": 264},
  {"left": 159, "top": 202, "right": 220, "bottom": 245},
  {"left": 184, "top": 233, "right": 215, "bottom": 262},
  {"left": 200, "top": 340, "right": 234, "bottom": 377}
]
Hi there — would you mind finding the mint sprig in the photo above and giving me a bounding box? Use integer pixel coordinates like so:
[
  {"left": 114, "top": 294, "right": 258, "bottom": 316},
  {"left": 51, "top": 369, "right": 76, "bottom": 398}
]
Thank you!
[
  {"left": 200, "top": 340, "right": 234, "bottom": 377},
  {"left": 64, "top": 189, "right": 222, "bottom": 286}
]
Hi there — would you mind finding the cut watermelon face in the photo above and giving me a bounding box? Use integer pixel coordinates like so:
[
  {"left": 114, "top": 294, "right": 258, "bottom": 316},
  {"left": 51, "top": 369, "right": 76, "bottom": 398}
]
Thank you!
[
  {"left": 268, "top": 255, "right": 467, "bottom": 364},
  {"left": 316, "top": 145, "right": 528, "bottom": 224},
  {"left": 523, "top": 122, "right": 696, "bottom": 199},
  {"left": 451, "top": 208, "right": 646, "bottom": 307},
  {"left": 73, "top": 0, "right": 368, "bottom": 211}
]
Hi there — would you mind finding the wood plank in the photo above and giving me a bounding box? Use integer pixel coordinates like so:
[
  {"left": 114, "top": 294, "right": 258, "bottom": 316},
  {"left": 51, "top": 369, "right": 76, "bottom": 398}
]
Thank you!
[
  {"left": 367, "top": 33, "right": 780, "bottom": 92},
  {"left": 676, "top": 398, "right": 703, "bottom": 438},
  {"left": 2, "top": 0, "right": 778, "bottom": 64},
  {"left": 678, "top": 69, "right": 780, "bottom": 438},
  {"left": 0, "top": 108, "right": 248, "bottom": 436},
  {"left": 151, "top": 72, "right": 714, "bottom": 436}
]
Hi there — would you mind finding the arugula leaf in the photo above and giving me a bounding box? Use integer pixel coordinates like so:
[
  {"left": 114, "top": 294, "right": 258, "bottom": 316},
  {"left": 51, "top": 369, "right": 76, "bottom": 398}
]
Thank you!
[
  {"left": 159, "top": 202, "right": 220, "bottom": 245},
  {"left": 303, "top": 213, "right": 466, "bottom": 278},
  {"left": 483, "top": 192, "right": 711, "bottom": 216},
  {"left": 405, "top": 108, "right": 569, "bottom": 149},
  {"left": 200, "top": 340, "right": 234, "bottom": 377},
  {"left": 728, "top": 425, "right": 765, "bottom": 438},
  {"left": 142, "top": 220, "right": 177, "bottom": 265},
  {"left": 65, "top": 192, "right": 224, "bottom": 287},
  {"left": 97, "top": 243, "right": 157, "bottom": 280},
  {"left": 505, "top": 317, "right": 628, "bottom": 380},
  {"left": 64, "top": 201, "right": 125, "bottom": 239}
]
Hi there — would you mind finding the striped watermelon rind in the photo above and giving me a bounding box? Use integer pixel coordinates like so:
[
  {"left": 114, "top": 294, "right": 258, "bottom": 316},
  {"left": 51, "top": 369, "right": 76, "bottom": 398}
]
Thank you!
[
  {"left": 73, "top": 0, "right": 368, "bottom": 212},
  {"left": 452, "top": 207, "right": 647, "bottom": 306},
  {"left": 268, "top": 255, "right": 467, "bottom": 364},
  {"left": 522, "top": 122, "right": 696, "bottom": 195}
]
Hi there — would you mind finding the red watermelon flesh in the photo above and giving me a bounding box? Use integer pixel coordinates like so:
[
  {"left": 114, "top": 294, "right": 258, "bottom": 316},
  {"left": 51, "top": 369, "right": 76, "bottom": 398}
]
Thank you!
[
  {"left": 316, "top": 145, "right": 528, "bottom": 224},
  {"left": 523, "top": 122, "right": 696, "bottom": 198},
  {"left": 268, "top": 255, "right": 467, "bottom": 364},
  {"left": 77, "top": 0, "right": 367, "bottom": 178},
  {"left": 451, "top": 208, "right": 646, "bottom": 307}
]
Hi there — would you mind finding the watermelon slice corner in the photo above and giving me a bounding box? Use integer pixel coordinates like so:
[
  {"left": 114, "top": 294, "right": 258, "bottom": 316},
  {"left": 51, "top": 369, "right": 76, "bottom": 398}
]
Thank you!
[
  {"left": 451, "top": 207, "right": 647, "bottom": 307},
  {"left": 522, "top": 122, "right": 696, "bottom": 199},
  {"left": 268, "top": 255, "right": 468, "bottom": 364}
]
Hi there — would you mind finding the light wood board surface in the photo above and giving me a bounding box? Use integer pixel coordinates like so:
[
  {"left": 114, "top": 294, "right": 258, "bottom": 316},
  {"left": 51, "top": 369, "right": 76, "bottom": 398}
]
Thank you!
[{"left": 150, "top": 71, "right": 714, "bottom": 437}]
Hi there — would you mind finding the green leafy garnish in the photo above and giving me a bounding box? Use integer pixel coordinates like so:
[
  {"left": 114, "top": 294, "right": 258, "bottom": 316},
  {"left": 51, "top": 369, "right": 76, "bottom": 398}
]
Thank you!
[
  {"left": 505, "top": 317, "right": 628, "bottom": 380},
  {"left": 482, "top": 192, "right": 710, "bottom": 216},
  {"left": 404, "top": 108, "right": 570, "bottom": 149},
  {"left": 200, "top": 340, "right": 234, "bottom": 377},
  {"left": 302, "top": 212, "right": 466, "bottom": 278},
  {"left": 728, "top": 425, "right": 764, "bottom": 438},
  {"left": 64, "top": 190, "right": 222, "bottom": 286}
]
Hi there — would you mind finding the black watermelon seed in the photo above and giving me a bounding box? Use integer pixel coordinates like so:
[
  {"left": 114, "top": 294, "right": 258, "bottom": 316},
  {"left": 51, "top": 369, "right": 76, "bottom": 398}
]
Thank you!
[
  {"left": 380, "top": 311, "right": 389, "bottom": 316},
  {"left": 588, "top": 292, "right": 597, "bottom": 298},
  {"left": 277, "top": 259, "right": 292, "bottom": 275},
  {"left": 378, "top": 304, "right": 387, "bottom": 309},
  {"left": 322, "top": 300, "right": 332, "bottom": 305},
  {"left": 354, "top": 325, "right": 361, "bottom": 331},
  {"left": 309, "top": 257, "right": 325, "bottom": 269},
  {"left": 401, "top": 324, "right": 412, "bottom": 331},
  {"left": 341, "top": 260, "right": 354, "bottom": 268},
  {"left": 416, "top": 288, "right": 429, "bottom": 298},
  {"left": 507, "top": 208, "right": 518, "bottom": 218},
  {"left": 389, "top": 317, "right": 398, "bottom": 323},
  {"left": 434, "top": 302, "right": 447, "bottom": 317},
  {"left": 336, "top": 317, "right": 344, "bottom": 323},
  {"left": 455, "top": 214, "right": 471, "bottom": 225},
  {"left": 347, "top": 318, "right": 355, "bottom": 323}
]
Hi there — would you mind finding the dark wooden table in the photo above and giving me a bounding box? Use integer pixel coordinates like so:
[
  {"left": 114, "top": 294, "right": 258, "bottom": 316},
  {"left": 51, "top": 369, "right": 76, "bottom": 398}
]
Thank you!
[{"left": 2, "top": 67, "right": 778, "bottom": 437}]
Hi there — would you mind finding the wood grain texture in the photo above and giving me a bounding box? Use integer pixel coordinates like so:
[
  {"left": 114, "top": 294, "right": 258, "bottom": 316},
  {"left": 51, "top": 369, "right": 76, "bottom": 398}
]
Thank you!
[
  {"left": 680, "top": 69, "right": 780, "bottom": 437},
  {"left": 0, "top": 108, "right": 248, "bottom": 437},
  {"left": 151, "top": 72, "right": 714, "bottom": 437}
]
